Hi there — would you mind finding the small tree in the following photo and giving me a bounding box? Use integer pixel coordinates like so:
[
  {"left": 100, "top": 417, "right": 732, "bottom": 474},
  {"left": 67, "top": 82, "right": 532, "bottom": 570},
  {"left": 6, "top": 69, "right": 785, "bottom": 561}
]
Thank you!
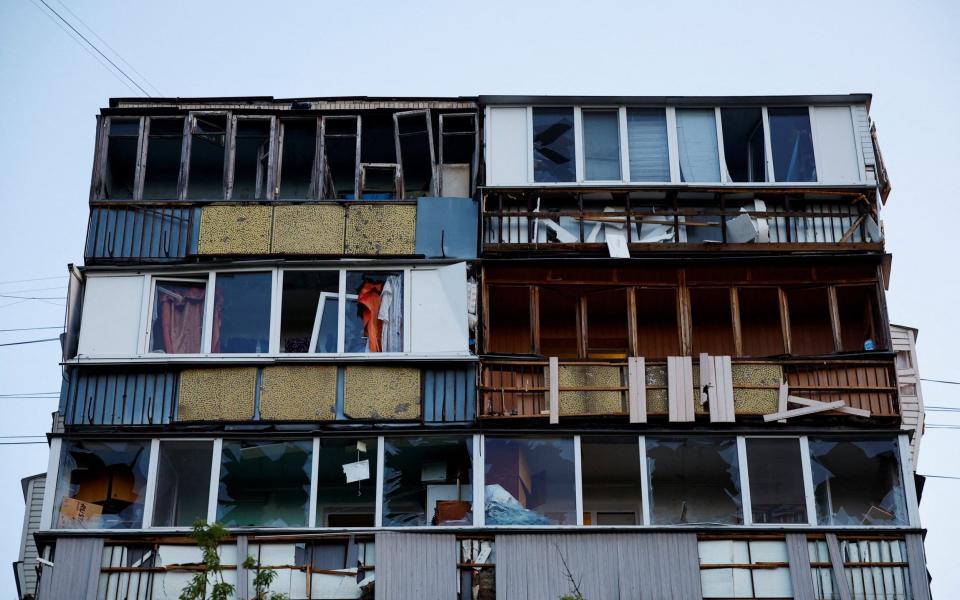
[{"left": 554, "top": 543, "right": 585, "bottom": 600}]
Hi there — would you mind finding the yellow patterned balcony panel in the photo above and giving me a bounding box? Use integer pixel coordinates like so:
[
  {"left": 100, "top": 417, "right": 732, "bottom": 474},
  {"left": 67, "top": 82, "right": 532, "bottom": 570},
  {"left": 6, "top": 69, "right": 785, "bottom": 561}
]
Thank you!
[
  {"left": 342, "top": 366, "right": 421, "bottom": 420},
  {"left": 178, "top": 367, "right": 257, "bottom": 421},
  {"left": 344, "top": 204, "right": 416, "bottom": 255},
  {"left": 197, "top": 205, "right": 272, "bottom": 255},
  {"left": 271, "top": 204, "right": 345, "bottom": 255},
  {"left": 259, "top": 365, "right": 338, "bottom": 420}
]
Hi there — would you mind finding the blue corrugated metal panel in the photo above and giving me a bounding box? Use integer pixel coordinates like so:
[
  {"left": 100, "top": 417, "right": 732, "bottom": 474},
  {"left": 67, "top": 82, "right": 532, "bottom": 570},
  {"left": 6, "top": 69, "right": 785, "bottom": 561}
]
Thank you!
[
  {"left": 415, "top": 197, "right": 478, "bottom": 259},
  {"left": 85, "top": 205, "right": 199, "bottom": 262},
  {"left": 422, "top": 366, "right": 475, "bottom": 423},
  {"left": 61, "top": 369, "right": 179, "bottom": 426}
]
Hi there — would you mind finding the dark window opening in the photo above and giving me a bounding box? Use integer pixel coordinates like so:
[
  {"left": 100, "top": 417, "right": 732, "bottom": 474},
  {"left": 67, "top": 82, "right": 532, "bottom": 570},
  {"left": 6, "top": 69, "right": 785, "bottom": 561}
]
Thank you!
[
  {"left": 738, "top": 287, "right": 784, "bottom": 357},
  {"left": 635, "top": 288, "right": 680, "bottom": 358},
  {"left": 786, "top": 287, "right": 834, "bottom": 355},
  {"left": 153, "top": 441, "right": 213, "bottom": 527},
  {"left": 533, "top": 107, "right": 575, "bottom": 182},
  {"left": 486, "top": 286, "right": 531, "bottom": 354},
  {"left": 582, "top": 436, "right": 643, "bottom": 525},
  {"left": 359, "top": 164, "right": 400, "bottom": 199},
  {"left": 484, "top": 437, "right": 577, "bottom": 525},
  {"left": 186, "top": 115, "right": 227, "bottom": 199},
  {"left": 720, "top": 108, "right": 766, "bottom": 182},
  {"left": 278, "top": 119, "right": 317, "bottom": 199},
  {"left": 690, "top": 288, "right": 735, "bottom": 356},
  {"left": 746, "top": 438, "right": 807, "bottom": 524},
  {"left": 836, "top": 285, "right": 882, "bottom": 351},
  {"left": 212, "top": 271, "right": 272, "bottom": 353},
  {"left": 323, "top": 116, "right": 359, "bottom": 199},
  {"left": 316, "top": 438, "right": 377, "bottom": 527},
  {"left": 232, "top": 119, "right": 271, "bottom": 200},
  {"left": 439, "top": 113, "right": 476, "bottom": 197},
  {"left": 458, "top": 539, "right": 495, "bottom": 600},
  {"left": 104, "top": 118, "right": 139, "bottom": 199},
  {"left": 769, "top": 107, "right": 817, "bottom": 182},
  {"left": 217, "top": 440, "right": 312, "bottom": 527},
  {"left": 280, "top": 270, "right": 339, "bottom": 353},
  {"left": 395, "top": 111, "right": 435, "bottom": 198},
  {"left": 360, "top": 113, "right": 397, "bottom": 164},
  {"left": 646, "top": 437, "right": 742, "bottom": 525},
  {"left": 142, "top": 118, "right": 184, "bottom": 200},
  {"left": 538, "top": 288, "right": 579, "bottom": 358},
  {"left": 586, "top": 288, "right": 629, "bottom": 358}
]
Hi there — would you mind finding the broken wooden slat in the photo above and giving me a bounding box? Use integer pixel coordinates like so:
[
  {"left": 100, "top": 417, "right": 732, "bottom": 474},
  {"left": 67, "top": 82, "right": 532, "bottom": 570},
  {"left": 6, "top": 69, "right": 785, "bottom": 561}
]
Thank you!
[
  {"left": 777, "top": 381, "right": 789, "bottom": 423},
  {"left": 548, "top": 357, "right": 559, "bottom": 425},
  {"left": 668, "top": 356, "right": 695, "bottom": 422},
  {"left": 825, "top": 534, "right": 853, "bottom": 600},
  {"left": 763, "top": 400, "right": 846, "bottom": 422},
  {"left": 787, "top": 395, "right": 871, "bottom": 418},
  {"left": 717, "top": 355, "right": 735, "bottom": 422},
  {"left": 628, "top": 357, "right": 646, "bottom": 423}
]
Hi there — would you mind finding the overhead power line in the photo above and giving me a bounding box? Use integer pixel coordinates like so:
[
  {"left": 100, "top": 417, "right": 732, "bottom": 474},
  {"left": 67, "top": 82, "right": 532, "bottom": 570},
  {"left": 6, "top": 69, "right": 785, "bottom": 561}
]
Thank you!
[
  {"left": 0, "top": 294, "right": 66, "bottom": 300},
  {"left": 0, "top": 275, "right": 65, "bottom": 286},
  {"left": 0, "top": 326, "right": 62, "bottom": 332},
  {"left": 920, "top": 378, "right": 960, "bottom": 386},
  {"left": 0, "top": 337, "right": 59, "bottom": 347}
]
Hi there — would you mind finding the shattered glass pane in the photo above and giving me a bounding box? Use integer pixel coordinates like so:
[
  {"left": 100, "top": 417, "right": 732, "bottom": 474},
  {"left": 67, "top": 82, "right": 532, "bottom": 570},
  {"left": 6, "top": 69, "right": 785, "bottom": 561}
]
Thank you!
[
  {"left": 581, "top": 436, "right": 642, "bottom": 525},
  {"left": 153, "top": 441, "right": 213, "bottom": 527},
  {"left": 217, "top": 440, "right": 312, "bottom": 527},
  {"left": 382, "top": 437, "right": 473, "bottom": 527},
  {"left": 484, "top": 437, "right": 576, "bottom": 525},
  {"left": 54, "top": 440, "right": 150, "bottom": 529},
  {"left": 646, "top": 437, "right": 742, "bottom": 525},
  {"left": 808, "top": 438, "right": 908, "bottom": 525},
  {"left": 746, "top": 438, "right": 807, "bottom": 524},
  {"left": 533, "top": 108, "right": 575, "bottom": 182},
  {"left": 316, "top": 438, "right": 378, "bottom": 527}
]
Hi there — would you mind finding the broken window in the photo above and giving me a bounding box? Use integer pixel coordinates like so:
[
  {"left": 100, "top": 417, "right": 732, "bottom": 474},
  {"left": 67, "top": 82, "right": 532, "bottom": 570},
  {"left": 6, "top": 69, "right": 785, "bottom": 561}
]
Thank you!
[
  {"left": 103, "top": 118, "right": 140, "bottom": 199},
  {"left": 346, "top": 270, "right": 403, "bottom": 353},
  {"left": 745, "top": 438, "right": 807, "bottom": 524},
  {"left": 54, "top": 440, "right": 150, "bottom": 529},
  {"left": 186, "top": 114, "right": 227, "bottom": 199},
  {"left": 149, "top": 278, "right": 206, "bottom": 354},
  {"left": 809, "top": 537, "right": 912, "bottom": 600},
  {"left": 720, "top": 108, "right": 766, "bottom": 182},
  {"left": 458, "top": 539, "right": 495, "bottom": 600},
  {"left": 676, "top": 109, "right": 721, "bottom": 182},
  {"left": 231, "top": 119, "right": 272, "bottom": 200},
  {"left": 646, "top": 437, "right": 742, "bottom": 525},
  {"left": 836, "top": 285, "right": 881, "bottom": 352},
  {"left": 142, "top": 118, "right": 185, "bottom": 200},
  {"left": 382, "top": 436, "right": 473, "bottom": 527},
  {"left": 738, "top": 287, "right": 785, "bottom": 357},
  {"left": 316, "top": 438, "right": 377, "bottom": 527},
  {"left": 583, "top": 109, "right": 621, "bottom": 181},
  {"left": 785, "top": 287, "right": 834, "bottom": 355},
  {"left": 581, "top": 436, "right": 643, "bottom": 525},
  {"left": 394, "top": 110, "right": 435, "bottom": 198},
  {"left": 278, "top": 119, "right": 317, "bottom": 199},
  {"left": 322, "top": 116, "right": 359, "bottom": 199},
  {"left": 486, "top": 285, "right": 532, "bottom": 354},
  {"left": 152, "top": 441, "right": 213, "bottom": 527},
  {"left": 769, "top": 107, "right": 817, "bottom": 182},
  {"left": 212, "top": 271, "right": 272, "bottom": 353},
  {"left": 359, "top": 164, "right": 400, "bottom": 199},
  {"left": 217, "top": 440, "right": 312, "bottom": 527},
  {"left": 808, "top": 438, "right": 908, "bottom": 526},
  {"left": 532, "top": 107, "right": 575, "bottom": 182},
  {"left": 699, "top": 539, "right": 793, "bottom": 598},
  {"left": 439, "top": 113, "right": 477, "bottom": 197},
  {"left": 627, "top": 108, "right": 670, "bottom": 182},
  {"left": 690, "top": 288, "right": 736, "bottom": 356},
  {"left": 484, "top": 437, "right": 576, "bottom": 525},
  {"left": 635, "top": 288, "right": 681, "bottom": 358},
  {"left": 538, "top": 288, "right": 579, "bottom": 358},
  {"left": 585, "top": 289, "right": 629, "bottom": 358},
  {"left": 279, "top": 270, "right": 339, "bottom": 353}
]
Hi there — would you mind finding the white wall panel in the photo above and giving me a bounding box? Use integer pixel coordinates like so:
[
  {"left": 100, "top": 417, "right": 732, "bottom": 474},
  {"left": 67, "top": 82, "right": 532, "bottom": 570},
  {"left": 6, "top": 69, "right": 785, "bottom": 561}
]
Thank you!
[
  {"left": 411, "top": 262, "right": 468, "bottom": 354},
  {"left": 486, "top": 107, "right": 529, "bottom": 185},
  {"left": 77, "top": 275, "right": 144, "bottom": 357},
  {"left": 814, "top": 106, "right": 862, "bottom": 183}
]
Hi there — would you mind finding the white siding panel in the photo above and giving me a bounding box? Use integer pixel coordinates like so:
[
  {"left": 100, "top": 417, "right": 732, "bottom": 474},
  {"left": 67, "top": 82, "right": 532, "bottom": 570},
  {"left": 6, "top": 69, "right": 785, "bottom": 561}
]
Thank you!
[
  {"left": 411, "top": 263, "right": 468, "bottom": 354},
  {"left": 77, "top": 275, "right": 145, "bottom": 357},
  {"left": 486, "top": 107, "right": 529, "bottom": 185},
  {"left": 815, "top": 107, "right": 862, "bottom": 183}
]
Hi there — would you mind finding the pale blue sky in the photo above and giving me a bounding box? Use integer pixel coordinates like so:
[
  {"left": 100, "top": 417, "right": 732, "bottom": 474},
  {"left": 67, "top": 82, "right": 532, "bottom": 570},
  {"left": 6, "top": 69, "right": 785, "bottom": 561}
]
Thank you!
[{"left": 1, "top": 0, "right": 958, "bottom": 596}]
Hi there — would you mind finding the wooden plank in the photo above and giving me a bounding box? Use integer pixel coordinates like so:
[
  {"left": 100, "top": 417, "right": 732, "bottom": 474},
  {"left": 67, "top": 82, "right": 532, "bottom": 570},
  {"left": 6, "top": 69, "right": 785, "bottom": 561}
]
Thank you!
[
  {"left": 825, "top": 534, "right": 853, "bottom": 600},
  {"left": 718, "top": 356, "right": 735, "bottom": 422},
  {"left": 764, "top": 400, "right": 846, "bottom": 422},
  {"left": 668, "top": 356, "right": 694, "bottom": 422},
  {"left": 787, "top": 395, "right": 871, "bottom": 417},
  {"left": 628, "top": 357, "right": 646, "bottom": 423},
  {"left": 549, "top": 357, "right": 559, "bottom": 424}
]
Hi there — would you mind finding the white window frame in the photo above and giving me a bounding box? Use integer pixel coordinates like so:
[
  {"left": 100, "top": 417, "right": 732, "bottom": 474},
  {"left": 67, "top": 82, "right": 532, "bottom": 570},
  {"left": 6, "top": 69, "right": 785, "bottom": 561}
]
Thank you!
[
  {"left": 740, "top": 435, "right": 814, "bottom": 528},
  {"left": 142, "top": 274, "right": 212, "bottom": 357},
  {"left": 577, "top": 106, "right": 626, "bottom": 184},
  {"left": 144, "top": 438, "right": 218, "bottom": 530}
]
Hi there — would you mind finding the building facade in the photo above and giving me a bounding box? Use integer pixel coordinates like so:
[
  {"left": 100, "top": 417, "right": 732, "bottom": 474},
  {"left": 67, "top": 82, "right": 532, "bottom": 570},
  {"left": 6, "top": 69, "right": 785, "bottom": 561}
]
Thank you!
[{"left": 15, "top": 94, "right": 931, "bottom": 599}]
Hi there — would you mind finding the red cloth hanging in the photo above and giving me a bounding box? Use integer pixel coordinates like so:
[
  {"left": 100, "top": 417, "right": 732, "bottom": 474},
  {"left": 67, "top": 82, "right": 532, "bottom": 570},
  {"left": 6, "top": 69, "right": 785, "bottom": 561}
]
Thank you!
[{"left": 357, "top": 281, "right": 384, "bottom": 352}]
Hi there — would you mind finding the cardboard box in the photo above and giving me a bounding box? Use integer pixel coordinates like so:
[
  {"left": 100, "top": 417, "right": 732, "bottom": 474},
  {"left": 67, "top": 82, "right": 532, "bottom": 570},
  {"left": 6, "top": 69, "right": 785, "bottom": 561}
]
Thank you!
[{"left": 58, "top": 496, "right": 103, "bottom": 528}]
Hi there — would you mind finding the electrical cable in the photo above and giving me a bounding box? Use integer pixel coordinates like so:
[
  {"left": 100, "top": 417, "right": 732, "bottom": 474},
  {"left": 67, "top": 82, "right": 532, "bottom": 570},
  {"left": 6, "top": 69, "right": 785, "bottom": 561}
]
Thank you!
[{"left": 0, "top": 338, "right": 59, "bottom": 347}]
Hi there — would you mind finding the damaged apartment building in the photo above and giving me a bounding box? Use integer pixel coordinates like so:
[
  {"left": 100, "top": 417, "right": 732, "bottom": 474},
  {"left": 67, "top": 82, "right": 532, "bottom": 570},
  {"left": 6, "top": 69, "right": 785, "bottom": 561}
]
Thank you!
[{"left": 13, "top": 94, "right": 932, "bottom": 599}]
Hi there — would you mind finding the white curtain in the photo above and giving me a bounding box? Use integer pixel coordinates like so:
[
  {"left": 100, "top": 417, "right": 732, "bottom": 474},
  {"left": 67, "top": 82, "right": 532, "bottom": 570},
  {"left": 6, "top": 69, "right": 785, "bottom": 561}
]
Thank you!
[
  {"left": 378, "top": 274, "right": 404, "bottom": 352},
  {"left": 676, "top": 109, "right": 721, "bottom": 182}
]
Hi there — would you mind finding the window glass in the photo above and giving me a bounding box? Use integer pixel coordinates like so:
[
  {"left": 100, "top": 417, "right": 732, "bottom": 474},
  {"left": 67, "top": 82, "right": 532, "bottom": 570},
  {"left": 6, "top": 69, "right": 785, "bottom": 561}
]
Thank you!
[
  {"left": 581, "top": 436, "right": 642, "bottom": 526},
  {"left": 345, "top": 271, "right": 403, "bottom": 353},
  {"left": 583, "top": 109, "right": 621, "bottom": 180},
  {"left": 187, "top": 115, "right": 227, "bottom": 199},
  {"left": 746, "top": 438, "right": 807, "bottom": 524},
  {"left": 278, "top": 119, "right": 317, "bottom": 199},
  {"left": 532, "top": 108, "right": 575, "bottom": 182},
  {"left": 232, "top": 119, "right": 272, "bottom": 200},
  {"left": 316, "top": 438, "right": 378, "bottom": 527},
  {"left": 54, "top": 440, "right": 150, "bottom": 529},
  {"left": 382, "top": 436, "right": 473, "bottom": 527},
  {"left": 646, "top": 437, "right": 742, "bottom": 525},
  {"left": 142, "top": 118, "right": 185, "bottom": 200},
  {"left": 217, "top": 440, "right": 312, "bottom": 527},
  {"left": 627, "top": 108, "right": 670, "bottom": 182},
  {"left": 104, "top": 118, "right": 139, "bottom": 199},
  {"left": 769, "top": 107, "right": 817, "bottom": 182},
  {"left": 676, "top": 109, "right": 721, "bottom": 182},
  {"left": 153, "top": 441, "right": 213, "bottom": 527},
  {"left": 808, "top": 438, "right": 908, "bottom": 525},
  {"left": 279, "top": 270, "right": 339, "bottom": 353},
  {"left": 485, "top": 437, "right": 576, "bottom": 525},
  {"left": 720, "top": 108, "right": 766, "bottom": 182},
  {"left": 699, "top": 540, "right": 792, "bottom": 598},
  {"left": 150, "top": 279, "right": 206, "bottom": 354},
  {"left": 212, "top": 272, "right": 271, "bottom": 353}
]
